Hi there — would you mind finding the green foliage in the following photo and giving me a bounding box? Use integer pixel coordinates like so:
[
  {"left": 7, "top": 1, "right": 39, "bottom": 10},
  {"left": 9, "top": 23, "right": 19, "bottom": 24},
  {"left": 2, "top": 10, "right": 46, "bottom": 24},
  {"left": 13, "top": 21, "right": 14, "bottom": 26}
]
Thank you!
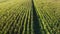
[
  {"left": 0, "top": 0, "right": 60, "bottom": 34},
  {"left": 34, "top": 0, "right": 60, "bottom": 34}
]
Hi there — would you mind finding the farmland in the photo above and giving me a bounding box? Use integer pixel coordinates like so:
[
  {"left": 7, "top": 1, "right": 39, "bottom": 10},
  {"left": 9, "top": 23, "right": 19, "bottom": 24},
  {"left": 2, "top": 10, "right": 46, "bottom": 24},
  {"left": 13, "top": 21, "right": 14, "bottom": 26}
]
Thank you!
[{"left": 0, "top": 0, "right": 60, "bottom": 34}]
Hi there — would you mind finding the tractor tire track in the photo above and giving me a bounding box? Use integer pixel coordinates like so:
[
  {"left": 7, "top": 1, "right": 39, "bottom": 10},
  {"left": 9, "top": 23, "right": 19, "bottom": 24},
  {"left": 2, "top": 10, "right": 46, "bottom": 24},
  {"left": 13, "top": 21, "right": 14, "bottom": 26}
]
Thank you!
[{"left": 32, "top": 0, "right": 42, "bottom": 34}]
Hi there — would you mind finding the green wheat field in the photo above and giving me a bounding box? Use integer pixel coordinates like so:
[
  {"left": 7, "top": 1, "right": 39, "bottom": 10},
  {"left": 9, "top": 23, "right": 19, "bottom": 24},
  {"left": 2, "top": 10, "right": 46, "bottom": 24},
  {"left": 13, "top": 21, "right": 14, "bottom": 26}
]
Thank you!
[{"left": 0, "top": 0, "right": 60, "bottom": 34}]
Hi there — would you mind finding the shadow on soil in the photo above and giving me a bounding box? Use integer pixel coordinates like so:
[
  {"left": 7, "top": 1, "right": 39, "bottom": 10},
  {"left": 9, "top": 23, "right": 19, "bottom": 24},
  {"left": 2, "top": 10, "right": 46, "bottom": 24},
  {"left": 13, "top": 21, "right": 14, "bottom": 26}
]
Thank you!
[{"left": 32, "top": 0, "right": 42, "bottom": 34}]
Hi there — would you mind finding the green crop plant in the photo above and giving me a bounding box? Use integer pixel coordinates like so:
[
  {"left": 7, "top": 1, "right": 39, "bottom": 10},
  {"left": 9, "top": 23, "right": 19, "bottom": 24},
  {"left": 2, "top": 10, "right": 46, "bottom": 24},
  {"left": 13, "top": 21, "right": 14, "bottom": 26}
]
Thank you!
[
  {"left": 33, "top": 0, "right": 60, "bottom": 34},
  {"left": 0, "top": 0, "right": 60, "bottom": 34}
]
